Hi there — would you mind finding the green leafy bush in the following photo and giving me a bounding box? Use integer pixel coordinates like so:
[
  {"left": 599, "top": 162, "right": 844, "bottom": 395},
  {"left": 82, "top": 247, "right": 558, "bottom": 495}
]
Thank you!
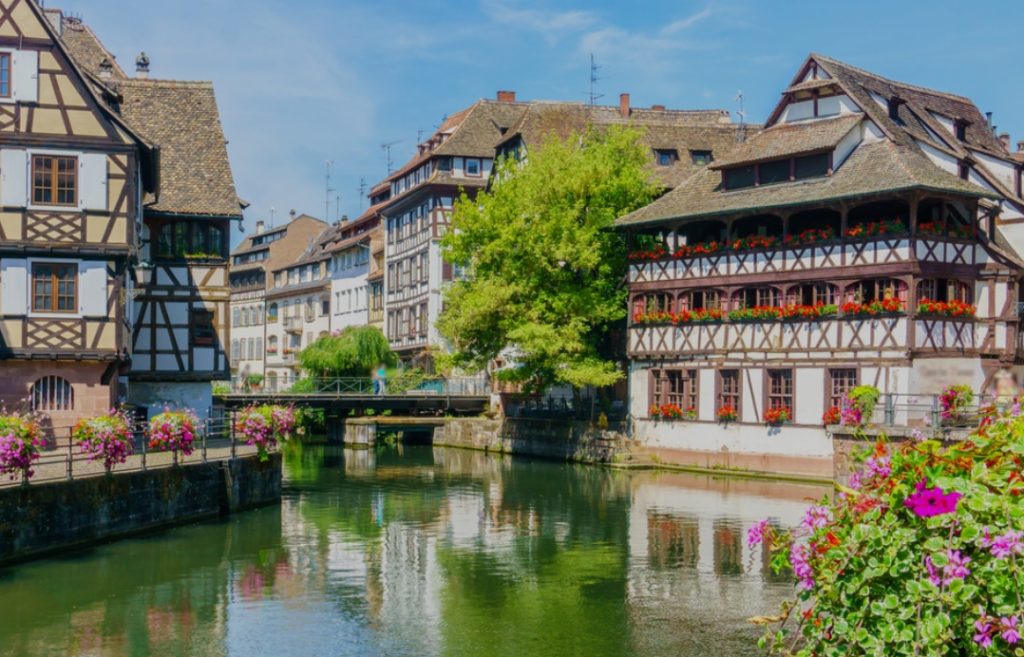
[{"left": 749, "top": 405, "right": 1024, "bottom": 655}]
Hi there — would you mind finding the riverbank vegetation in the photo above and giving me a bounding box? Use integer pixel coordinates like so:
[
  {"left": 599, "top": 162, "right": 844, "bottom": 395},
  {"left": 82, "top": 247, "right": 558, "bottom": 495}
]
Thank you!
[{"left": 437, "top": 125, "right": 657, "bottom": 396}]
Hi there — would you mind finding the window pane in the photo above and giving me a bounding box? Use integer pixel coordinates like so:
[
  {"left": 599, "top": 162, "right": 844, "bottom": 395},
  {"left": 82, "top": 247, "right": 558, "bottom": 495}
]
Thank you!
[
  {"left": 33, "top": 157, "right": 53, "bottom": 205},
  {"left": 724, "top": 166, "right": 755, "bottom": 189},
  {"left": 0, "top": 54, "right": 9, "bottom": 98},
  {"left": 759, "top": 159, "right": 790, "bottom": 184},
  {"left": 56, "top": 158, "right": 77, "bottom": 206},
  {"left": 794, "top": 153, "right": 829, "bottom": 179}
]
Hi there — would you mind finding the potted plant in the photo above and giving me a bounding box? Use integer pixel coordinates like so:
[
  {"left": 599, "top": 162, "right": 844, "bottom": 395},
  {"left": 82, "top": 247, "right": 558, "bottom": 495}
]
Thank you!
[
  {"left": 916, "top": 299, "right": 977, "bottom": 317},
  {"left": 939, "top": 384, "right": 974, "bottom": 423},
  {"left": 684, "top": 407, "right": 698, "bottom": 420},
  {"left": 821, "top": 406, "right": 841, "bottom": 425},
  {"left": 148, "top": 408, "right": 202, "bottom": 458},
  {"left": 763, "top": 407, "right": 792, "bottom": 425},
  {"left": 235, "top": 405, "right": 295, "bottom": 461},
  {"left": 72, "top": 409, "right": 134, "bottom": 473},
  {"left": 0, "top": 410, "right": 45, "bottom": 482},
  {"left": 716, "top": 405, "right": 738, "bottom": 423},
  {"left": 840, "top": 385, "right": 881, "bottom": 427}
]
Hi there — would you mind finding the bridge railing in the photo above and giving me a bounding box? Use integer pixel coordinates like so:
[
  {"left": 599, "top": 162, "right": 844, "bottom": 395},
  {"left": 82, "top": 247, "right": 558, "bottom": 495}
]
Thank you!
[{"left": 226, "top": 376, "right": 490, "bottom": 396}]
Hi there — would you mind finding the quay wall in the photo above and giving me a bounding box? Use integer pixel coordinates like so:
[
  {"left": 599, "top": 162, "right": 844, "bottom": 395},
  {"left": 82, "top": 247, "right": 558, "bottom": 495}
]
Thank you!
[
  {"left": 435, "top": 418, "right": 630, "bottom": 463},
  {"left": 0, "top": 454, "right": 281, "bottom": 567}
]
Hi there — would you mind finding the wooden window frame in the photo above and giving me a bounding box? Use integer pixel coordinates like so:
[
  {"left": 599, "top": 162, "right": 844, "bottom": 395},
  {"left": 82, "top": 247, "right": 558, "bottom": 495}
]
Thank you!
[
  {"left": 765, "top": 369, "right": 795, "bottom": 414},
  {"left": 0, "top": 53, "right": 10, "bottom": 99},
  {"left": 690, "top": 150, "right": 713, "bottom": 166},
  {"left": 32, "top": 155, "right": 78, "bottom": 207},
  {"left": 649, "top": 368, "right": 698, "bottom": 412},
  {"left": 32, "top": 262, "right": 77, "bottom": 314},
  {"left": 190, "top": 309, "right": 215, "bottom": 346},
  {"left": 716, "top": 369, "right": 741, "bottom": 415},
  {"left": 827, "top": 368, "right": 858, "bottom": 410}
]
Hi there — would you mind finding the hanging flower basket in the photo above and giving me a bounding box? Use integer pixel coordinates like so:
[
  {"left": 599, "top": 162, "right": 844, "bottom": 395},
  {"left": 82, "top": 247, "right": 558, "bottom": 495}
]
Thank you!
[
  {"left": 0, "top": 411, "right": 45, "bottom": 481},
  {"left": 235, "top": 405, "right": 296, "bottom": 461},
  {"left": 148, "top": 409, "right": 201, "bottom": 457},
  {"left": 73, "top": 409, "right": 134, "bottom": 473}
]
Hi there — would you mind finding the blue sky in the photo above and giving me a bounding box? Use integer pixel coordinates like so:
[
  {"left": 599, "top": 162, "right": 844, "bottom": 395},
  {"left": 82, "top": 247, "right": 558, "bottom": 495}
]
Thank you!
[{"left": 73, "top": 0, "right": 1024, "bottom": 243}]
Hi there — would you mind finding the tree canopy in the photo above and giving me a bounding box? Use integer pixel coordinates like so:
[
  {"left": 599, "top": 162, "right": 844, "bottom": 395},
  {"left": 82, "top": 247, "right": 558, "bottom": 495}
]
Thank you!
[
  {"left": 297, "top": 326, "right": 396, "bottom": 378},
  {"left": 437, "top": 125, "right": 658, "bottom": 389}
]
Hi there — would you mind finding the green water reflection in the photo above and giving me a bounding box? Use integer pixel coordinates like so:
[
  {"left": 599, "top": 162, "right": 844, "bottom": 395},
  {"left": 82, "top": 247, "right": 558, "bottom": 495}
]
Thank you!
[{"left": 0, "top": 444, "right": 827, "bottom": 656}]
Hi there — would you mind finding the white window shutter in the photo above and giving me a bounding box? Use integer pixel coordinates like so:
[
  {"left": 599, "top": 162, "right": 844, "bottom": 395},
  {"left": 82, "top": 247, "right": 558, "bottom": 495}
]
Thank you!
[
  {"left": 1, "top": 258, "right": 28, "bottom": 316},
  {"left": 0, "top": 149, "right": 28, "bottom": 208},
  {"left": 11, "top": 50, "right": 38, "bottom": 104},
  {"left": 79, "top": 153, "right": 108, "bottom": 211},
  {"left": 79, "top": 261, "right": 108, "bottom": 317}
]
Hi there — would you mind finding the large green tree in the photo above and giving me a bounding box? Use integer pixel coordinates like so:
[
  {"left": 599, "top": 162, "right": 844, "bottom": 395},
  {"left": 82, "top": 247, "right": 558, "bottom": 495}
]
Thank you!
[
  {"left": 297, "top": 325, "right": 396, "bottom": 378},
  {"left": 438, "top": 125, "right": 658, "bottom": 391}
]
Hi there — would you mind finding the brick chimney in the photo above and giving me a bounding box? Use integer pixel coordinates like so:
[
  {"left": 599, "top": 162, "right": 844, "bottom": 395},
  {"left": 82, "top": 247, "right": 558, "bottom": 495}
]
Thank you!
[
  {"left": 619, "top": 93, "right": 630, "bottom": 119},
  {"left": 497, "top": 90, "right": 516, "bottom": 103},
  {"left": 652, "top": 104, "right": 666, "bottom": 111},
  {"left": 341, "top": 215, "right": 349, "bottom": 227},
  {"left": 1017, "top": 140, "right": 1024, "bottom": 154},
  {"left": 999, "top": 132, "right": 1010, "bottom": 151},
  {"left": 255, "top": 220, "right": 265, "bottom": 235}
]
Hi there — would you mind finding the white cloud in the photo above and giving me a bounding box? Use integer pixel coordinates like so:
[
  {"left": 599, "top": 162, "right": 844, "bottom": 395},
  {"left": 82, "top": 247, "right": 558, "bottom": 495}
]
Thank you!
[{"left": 481, "top": 0, "right": 598, "bottom": 43}]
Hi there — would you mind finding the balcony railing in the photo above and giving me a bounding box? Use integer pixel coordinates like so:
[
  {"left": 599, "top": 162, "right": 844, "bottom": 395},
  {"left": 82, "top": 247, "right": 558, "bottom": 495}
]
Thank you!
[{"left": 282, "top": 316, "right": 301, "bottom": 332}]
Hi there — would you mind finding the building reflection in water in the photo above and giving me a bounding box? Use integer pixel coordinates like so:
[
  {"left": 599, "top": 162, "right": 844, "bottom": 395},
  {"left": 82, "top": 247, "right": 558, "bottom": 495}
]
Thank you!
[{"left": 0, "top": 444, "right": 829, "bottom": 657}]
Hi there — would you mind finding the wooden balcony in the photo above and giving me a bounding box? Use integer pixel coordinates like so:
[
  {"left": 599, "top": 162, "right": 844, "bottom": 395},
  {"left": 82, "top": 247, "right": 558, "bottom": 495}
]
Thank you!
[
  {"left": 629, "top": 236, "right": 977, "bottom": 288},
  {"left": 628, "top": 315, "right": 1003, "bottom": 358}
]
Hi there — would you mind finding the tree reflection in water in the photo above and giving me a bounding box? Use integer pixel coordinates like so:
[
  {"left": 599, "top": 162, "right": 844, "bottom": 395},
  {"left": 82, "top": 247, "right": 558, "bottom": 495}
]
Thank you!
[{"left": 0, "top": 443, "right": 828, "bottom": 657}]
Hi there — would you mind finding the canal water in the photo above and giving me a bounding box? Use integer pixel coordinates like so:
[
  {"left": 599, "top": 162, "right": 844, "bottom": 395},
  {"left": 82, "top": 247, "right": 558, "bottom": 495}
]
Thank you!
[{"left": 0, "top": 445, "right": 828, "bottom": 657}]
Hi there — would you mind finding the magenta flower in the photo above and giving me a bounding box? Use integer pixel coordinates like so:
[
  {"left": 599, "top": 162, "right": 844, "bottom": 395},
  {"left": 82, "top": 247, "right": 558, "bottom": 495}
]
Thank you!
[
  {"left": 790, "top": 543, "right": 814, "bottom": 591},
  {"left": 975, "top": 619, "right": 994, "bottom": 649},
  {"left": 904, "top": 480, "right": 962, "bottom": 518},
  {"left": 989, "top": 530, "right": 1024, "bottom": 559},
  {"left": 747, "top": 519, "right": 770, "bottom": 548},
  {"left": 1002, "top": 617, "right": 1021, "bottom": 644},
  {"left": 801, "top": 505, "right": 830, "bottom": 532}
]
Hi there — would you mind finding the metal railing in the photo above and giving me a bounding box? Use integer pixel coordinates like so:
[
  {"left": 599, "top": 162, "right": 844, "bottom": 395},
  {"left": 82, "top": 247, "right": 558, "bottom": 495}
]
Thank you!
[
  {"left": 0, "top": 416, "right": 269, "bottom": 488},
  {"left": 508, "top": 396, "right": 626, "bottom": 421},
  {"left": 224, "top": 376, "right": 490, "bottom": 397},
  {"left": 837, "top": 392, "right": 996, "bottom": 429}
]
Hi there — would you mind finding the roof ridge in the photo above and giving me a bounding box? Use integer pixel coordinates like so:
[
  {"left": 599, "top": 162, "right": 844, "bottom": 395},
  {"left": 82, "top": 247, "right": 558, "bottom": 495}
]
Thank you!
[
  {"left": 118, "top": 79, "right": 214, "bottom": 88},
  {"left": 813, "top": 53, "right": 973, "bottom": 104}
]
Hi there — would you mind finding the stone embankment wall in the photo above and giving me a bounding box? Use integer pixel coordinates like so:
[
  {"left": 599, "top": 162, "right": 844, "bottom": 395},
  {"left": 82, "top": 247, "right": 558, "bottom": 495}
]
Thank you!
[
  {"left": 435, "top": 418, "right": 631, "bottom": 463},
  {"left": 0, "top": 454, "right": 281, "bottom": 567}
]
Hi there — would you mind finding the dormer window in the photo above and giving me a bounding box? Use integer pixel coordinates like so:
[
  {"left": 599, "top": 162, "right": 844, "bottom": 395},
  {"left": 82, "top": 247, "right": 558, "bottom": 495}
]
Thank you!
[
  {"left": 691, "top": 150, "right": 713, "bottom": 166},
  {"left": 437, "top": 157, "right": 452, "bottom": 172},
  {"left": 887, "top": 97, "right": 904, "bottom": 122},
  {"left": 655, "top": 149, "right": 678, "bottom": 166},
  {"left": 958, "top": 160, "right": 970, "bottom": 180},
  {"left": 954, "top": 120, "right": 968, "bottom": 142},
  {"left": 721, "top": 152, "right": 831, "bottom": 191}
]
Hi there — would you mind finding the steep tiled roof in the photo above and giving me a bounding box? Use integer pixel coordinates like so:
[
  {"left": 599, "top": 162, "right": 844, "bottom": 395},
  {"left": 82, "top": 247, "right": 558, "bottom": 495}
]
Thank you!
[
  {"left": 117, "top": 80, "right": 244, "bottom": 217},
  {"left": 811, "top": 54, "right": 1007, "bottom": 158},
  {"left": 711, "top": 114, "right": 861, "bottom": 168},
  {"left": 616, "top": 141, "right": 995, "bottom": 227},
  {"left": 56, "top": 21, "right": 128, "bottom": 80},
  {"left": 432, "top": 100, "right": 526, "bottom": 159}
]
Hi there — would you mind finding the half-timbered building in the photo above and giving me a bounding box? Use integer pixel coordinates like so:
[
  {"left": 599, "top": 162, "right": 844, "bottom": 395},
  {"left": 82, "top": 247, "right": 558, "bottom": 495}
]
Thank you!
[
  {"left": 616, "top": 54, "right": 1024, "bottom": 478},
  {"left": 44, "top": 7, "right": 247, "bottom": 416},
  {"left": 327, "top": 209, "right": 382, "bottom": 334},
  {"left": 0, "top": 2, "right": 157, "bottom": 424}
]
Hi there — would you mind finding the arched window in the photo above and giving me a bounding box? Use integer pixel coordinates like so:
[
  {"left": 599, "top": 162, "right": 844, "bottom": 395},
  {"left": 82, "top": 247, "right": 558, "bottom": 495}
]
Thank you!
[
  {"left": 32, "top": 375, "right": 73, "bottom": 411},
  {"left": 677, "top": 290, "right": 722, "bottom": 311},
  {"left": 917, "top": 279, "right": 973, "bottom": 305},
  {"left": 268, "top": 303, "right": 279, "bottom": 322},
  {"left": 632, "top": 293, "right": 673, "bottom": 317},
  {"left": 733, "top": 286, "right": 781, "bottom": 309},
  {"left": 847, "top": 279, "right": 907, "bottom": 304},
  {"left": 788, "top": 283, "right": 839, "bottom": 306},
  {"left": 268, "top": 335, "right": 278, "bottom": 354}
]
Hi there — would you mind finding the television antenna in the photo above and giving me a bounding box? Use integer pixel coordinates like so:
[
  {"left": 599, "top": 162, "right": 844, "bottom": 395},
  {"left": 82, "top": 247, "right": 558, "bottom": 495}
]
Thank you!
[
  {"left": 357, "top": 178, "right": 368, "bottom": 210},
  {"left": 324, "top": 160, "right": 336, "bottom": 221},
  {"left": 269, "top": 206, "right": 276, "bottom": 228},
  {"left": 735, "top": 91, "right": 747, "bottom": 144},
  {"left": 584, "top": 54, "right": 604, "bottom": 105},
  {"left": 381, "top": 141, "right": 402, "bottom": 175}
]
